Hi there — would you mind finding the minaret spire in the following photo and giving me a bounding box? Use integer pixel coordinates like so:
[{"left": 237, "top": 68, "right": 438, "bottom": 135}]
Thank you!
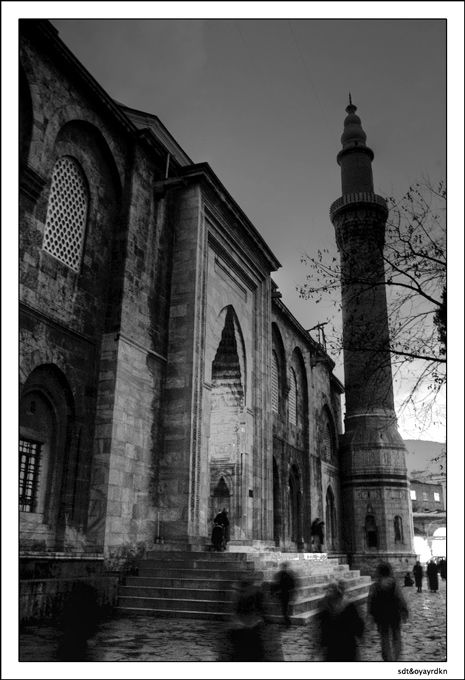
[{"left": 329, "top": 101, "right": 415, "bottom": 574}]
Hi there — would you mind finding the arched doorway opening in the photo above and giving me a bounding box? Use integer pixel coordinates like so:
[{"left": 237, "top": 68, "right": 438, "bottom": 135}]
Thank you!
[
  {"left": 325, "top": 486, "right": 337, "bottom": 551},
  {"left": 432, "top": 526, "right": 446, "bottom": 558},
  {"left": 211, "top": 476, "right": 231, "bottom": 520},
  {"left": 208, "top": 307, "right": 246, "bottom": 539}
]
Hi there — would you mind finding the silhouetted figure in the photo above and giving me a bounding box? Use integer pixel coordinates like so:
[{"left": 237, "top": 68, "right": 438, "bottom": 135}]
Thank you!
[
  {"left": 403, "top": 572, "right": 414, "bottom": 587},
  {"left": 438, "top": 558, "right": 446, "bottom": 580},
  {"left": 318, "top": 580, "right": 364, "bottom": 661},
  {"left": 214, "top": 508, "right": 230, "bottom": 550},
  {"left": 311, "top": 518, "right": 324, "bottom": 553},
  {"left": 368, "top": 562, "right": 408, "bottom": 662},
  {"left": 413, "top": 561, "right": 424, "bottom": 592},
  {"left": 271, "top": 562, "right": 297, "bottom": 627},
  {"left": 56, "top": 582, "right": 100, "bottom": 661},
  {"left": 211, "top": 521, "right": 224, "bottom": 551},
  {"left": 426, "top": 560, "right": 439, "bottom": 592},
  {"left": 228, "top": 572, "right": 266, "bottom": 661}
]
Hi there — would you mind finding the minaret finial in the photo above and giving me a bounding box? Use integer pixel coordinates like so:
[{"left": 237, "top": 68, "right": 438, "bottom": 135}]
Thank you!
[{"left": 349, "top": 92, "right": 352, "bottom": 106}]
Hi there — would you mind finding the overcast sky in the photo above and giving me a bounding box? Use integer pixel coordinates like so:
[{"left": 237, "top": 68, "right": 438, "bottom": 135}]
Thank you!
[
  {"left": 49, "top": 17, "right": 448, "bottom": 441},
  {"left": 51, "top": 18, "right": 446, "bottom": 322}
]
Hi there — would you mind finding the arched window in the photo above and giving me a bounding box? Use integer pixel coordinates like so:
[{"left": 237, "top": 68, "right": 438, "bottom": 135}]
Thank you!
[
  {"left": 365, "top": 513, "right": 378, "bottom": 548},
  {"left": 320, "top": 407, "right": 336, "bottom": 461},
  {"left": 288, "top": 367, "right": 297, "bottom": 425},
  {"left": 271, "top": 350, "right": 280, "bottom": 413},
  {"left": 394, "top": 515, "right": 404, "bottom": 543},
  {"left": 43, "top": 156, "right": 88, "bottom": 271}
]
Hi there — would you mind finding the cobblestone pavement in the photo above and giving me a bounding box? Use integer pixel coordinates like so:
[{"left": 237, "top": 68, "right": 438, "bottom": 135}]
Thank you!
[{"left": 19, "top": 580, "right": 446, "bottom": 664}]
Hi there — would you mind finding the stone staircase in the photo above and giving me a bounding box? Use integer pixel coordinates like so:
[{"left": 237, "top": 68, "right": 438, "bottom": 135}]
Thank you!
[{"left": 115, "top": 550, "right": 371, "bottom": 625}]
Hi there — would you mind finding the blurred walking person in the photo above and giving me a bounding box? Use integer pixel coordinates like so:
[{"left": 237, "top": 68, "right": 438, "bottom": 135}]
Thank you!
[
  {"left": 271, "top": 562, "right": 297, "bottom": 627},
  {"left": 318, "top": 580, "right": 364, "bottom": 661},
  {"left": 412, "top": 560, "right": 424, "bottom": 593},
  {"left": 227, "top": 571, "right": 266, "bottom": 661},
  {"left": 56, "top": 582, "right": 100, "bottom": 661},
  {"left": 426, "top": 560, "right": 439, "bottom": 593},
  {"left": 368, "top": 562, "right": 408, "bottom": 661}
]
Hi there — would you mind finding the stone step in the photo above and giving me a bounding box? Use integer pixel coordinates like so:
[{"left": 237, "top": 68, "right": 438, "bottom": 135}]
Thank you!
[
  {"left": 118, "top": 595, "right": 230, "bottom": 613},
  {"left": 120, "top": 585, "right": 232, "bottom": 601},
  {"left": 138, "top": 567, "right": 259, "bottom": 580},
  {"left": 126, "top": 576, "right": 238, "bottom": 589},
  {"left": 114, "top": 606, "right": 231, "bottom": 622},
  {"left": 139, "top": 559, "right": 256, "bottom": 571}
]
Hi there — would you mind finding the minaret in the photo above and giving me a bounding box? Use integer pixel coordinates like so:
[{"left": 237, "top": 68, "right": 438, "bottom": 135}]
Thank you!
[{"left": 330, "top": 98, "right": 415, "bottom": 574}]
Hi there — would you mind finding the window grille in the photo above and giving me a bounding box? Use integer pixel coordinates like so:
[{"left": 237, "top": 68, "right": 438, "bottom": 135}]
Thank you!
[
  {"left": 19, "top": 438, "right": 41, "bottom": 512},
  {"left": 434, "top": 492, "right": 440, "bottom": 502},
  {"left": 422, "top": 491, "right": 428, "bottom": 501},
  {"left": 271, "top": 351, "right": 279, "bottom": 413},
  {"left": 289, "top": 368, "right": 297, "bottom": 425},
  {"left": 43, "top": 156, "right": 88, "bottom": 271}
]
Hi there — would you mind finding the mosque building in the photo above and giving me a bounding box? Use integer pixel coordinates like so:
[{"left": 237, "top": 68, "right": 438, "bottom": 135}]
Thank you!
[{"left": 19, "top": 20, "right": 415, "bottom": 598}]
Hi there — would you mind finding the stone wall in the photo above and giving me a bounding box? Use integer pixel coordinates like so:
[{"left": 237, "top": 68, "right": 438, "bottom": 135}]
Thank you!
[
  {"left": 271, "top": 305, "right": 343, "bottom": 551},
  {"left": 19, "top": 554, "right": 118, "bottom": 624}
]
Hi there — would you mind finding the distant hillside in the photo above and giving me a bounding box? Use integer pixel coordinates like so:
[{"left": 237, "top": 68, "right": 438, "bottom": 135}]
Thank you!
[{"left": 403, "top": 439, "right": 446, "bottom": 478}]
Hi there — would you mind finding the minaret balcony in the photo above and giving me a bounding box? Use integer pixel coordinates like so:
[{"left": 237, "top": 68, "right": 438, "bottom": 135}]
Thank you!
[{"left": 330, "top": 191, "right": 388, "bottom": 222}]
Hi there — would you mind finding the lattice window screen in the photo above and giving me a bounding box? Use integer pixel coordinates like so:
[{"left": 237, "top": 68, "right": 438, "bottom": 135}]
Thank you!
[
  {"left": 43, "top": 156, "right": 88, "bottom": 271},
  {"left": 19, "top": 438, "right": 41, "bottom": 512},
  {"left": 289, "top": 368, "right": 297, "bottom": 426},
  {"left": 271, "top": 351, "right": 279, "bottom": 413},
  {"left": 321, "top": 411, "right": 334, "bottom": 460}
]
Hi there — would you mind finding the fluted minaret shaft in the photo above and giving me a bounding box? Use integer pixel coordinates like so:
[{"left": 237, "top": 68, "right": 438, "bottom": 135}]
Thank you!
[{"left": 331, "top": 102, "right": 394, "bottom": 424}]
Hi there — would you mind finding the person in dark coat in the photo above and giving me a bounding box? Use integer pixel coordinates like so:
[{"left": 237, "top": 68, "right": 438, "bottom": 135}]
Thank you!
[
  {"left": 412, "top": 560, "right": 424, "bottom": 592},
  {"left": 438, "top": 558, "right": 446, "bottom": 580},
  {"left": 271, "top": 562, "right": 297, "bottom": 627},
  {"left": 214, "top": 508, "right": 230, "bottom": 550},
  {"left": 403, "top": 572, "right": 414, "bottom": 587},
  {"left": 318, "top": 580, "right": 364, "bottom": 661},
  {"left": 426, "top": 560, "right": 439, "bottom": 592},
  {"left": 211, "top": 521, "right": 224, "bottom": 551},
  {"left": 368, "top": 562, "right": 408, "bottom": 661}
]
